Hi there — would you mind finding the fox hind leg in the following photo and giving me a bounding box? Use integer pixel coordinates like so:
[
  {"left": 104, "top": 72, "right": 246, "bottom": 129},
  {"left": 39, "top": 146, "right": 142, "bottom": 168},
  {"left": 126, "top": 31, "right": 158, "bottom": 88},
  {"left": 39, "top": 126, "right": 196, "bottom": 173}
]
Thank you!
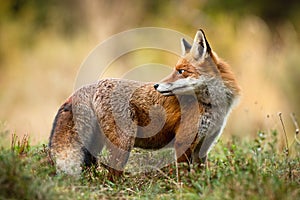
[
  {"left": 49, "top": 100, "right": 83, "bottom": 175},
  {"left": 49, "top": 97, "right": 104, "bottom": 175}
]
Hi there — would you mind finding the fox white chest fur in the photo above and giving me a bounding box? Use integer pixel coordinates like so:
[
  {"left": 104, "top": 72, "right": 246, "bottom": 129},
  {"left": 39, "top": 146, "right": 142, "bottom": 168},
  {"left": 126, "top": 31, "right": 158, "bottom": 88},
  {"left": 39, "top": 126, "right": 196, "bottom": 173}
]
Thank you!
[{"left": 194, "top": 76, "right": 237, "bottom": 159}]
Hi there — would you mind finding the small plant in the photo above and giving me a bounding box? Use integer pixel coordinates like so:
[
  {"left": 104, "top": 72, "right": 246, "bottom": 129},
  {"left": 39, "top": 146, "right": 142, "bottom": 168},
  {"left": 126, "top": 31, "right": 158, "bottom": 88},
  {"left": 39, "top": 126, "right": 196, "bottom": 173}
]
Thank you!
[{"left": 11, "top": 133, "right": 30, "bottom": 156}]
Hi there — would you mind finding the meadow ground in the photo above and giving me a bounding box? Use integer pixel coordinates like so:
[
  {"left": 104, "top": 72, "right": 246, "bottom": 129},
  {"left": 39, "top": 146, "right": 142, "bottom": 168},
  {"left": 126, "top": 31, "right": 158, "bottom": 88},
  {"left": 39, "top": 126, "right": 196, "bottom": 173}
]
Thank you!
[{"left": 0, "top": 130, "right": 299, "bottom": 200}]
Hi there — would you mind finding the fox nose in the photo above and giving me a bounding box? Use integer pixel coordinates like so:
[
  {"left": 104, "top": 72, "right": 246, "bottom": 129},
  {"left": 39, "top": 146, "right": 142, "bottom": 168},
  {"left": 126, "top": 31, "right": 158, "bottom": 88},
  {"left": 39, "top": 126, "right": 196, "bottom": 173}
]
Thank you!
[{"left": 153, "top": 83, "right": 159, "bottom": 90}]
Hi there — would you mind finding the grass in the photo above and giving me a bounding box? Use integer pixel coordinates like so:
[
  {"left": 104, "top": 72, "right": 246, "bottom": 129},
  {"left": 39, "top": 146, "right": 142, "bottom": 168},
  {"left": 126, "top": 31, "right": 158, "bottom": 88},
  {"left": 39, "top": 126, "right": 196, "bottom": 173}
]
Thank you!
[{"left": 0, "top": 131, "right": 299, "bottom": 200}]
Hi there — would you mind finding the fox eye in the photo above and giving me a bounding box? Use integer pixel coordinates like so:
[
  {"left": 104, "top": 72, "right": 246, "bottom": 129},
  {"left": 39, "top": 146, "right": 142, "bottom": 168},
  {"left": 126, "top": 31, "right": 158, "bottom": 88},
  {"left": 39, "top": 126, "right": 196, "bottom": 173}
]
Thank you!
[{"left": 177, "top": 69, "right": 185, "bottom": 74}]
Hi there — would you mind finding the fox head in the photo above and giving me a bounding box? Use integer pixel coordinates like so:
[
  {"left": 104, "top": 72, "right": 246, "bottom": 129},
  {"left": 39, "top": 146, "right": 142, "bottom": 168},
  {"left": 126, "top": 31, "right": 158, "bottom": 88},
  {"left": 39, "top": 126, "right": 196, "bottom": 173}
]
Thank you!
[{"left": 154, "top": 29, "right": 240, "bottom": 97}]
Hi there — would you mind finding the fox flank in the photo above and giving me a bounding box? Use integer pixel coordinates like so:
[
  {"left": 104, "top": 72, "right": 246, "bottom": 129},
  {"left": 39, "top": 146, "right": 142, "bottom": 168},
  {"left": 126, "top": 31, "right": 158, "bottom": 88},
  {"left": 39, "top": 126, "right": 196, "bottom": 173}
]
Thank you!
[{"left": 49, "top": 29, "right": 241, "bottom": 177}]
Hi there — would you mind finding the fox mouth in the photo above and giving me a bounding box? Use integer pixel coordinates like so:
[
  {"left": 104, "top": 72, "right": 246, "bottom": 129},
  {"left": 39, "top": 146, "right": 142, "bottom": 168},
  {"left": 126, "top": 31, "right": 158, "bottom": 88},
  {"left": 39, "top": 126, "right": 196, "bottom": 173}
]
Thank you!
[
  {"left": 158, "top": 90, "right": 174, "bottom": 96},
  {"left": 158, "top": 85, "right": 191, "bottom": 96}
]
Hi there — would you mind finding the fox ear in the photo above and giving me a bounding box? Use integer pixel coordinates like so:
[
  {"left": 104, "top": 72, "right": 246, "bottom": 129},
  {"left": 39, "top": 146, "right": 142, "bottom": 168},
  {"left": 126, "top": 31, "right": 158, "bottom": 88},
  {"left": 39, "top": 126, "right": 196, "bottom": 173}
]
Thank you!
[
  {"left": 190, "top": 29, "right": 212, "bottom": 60},
  {"left": 181, "top": 38, "right": 192, "bottom": 55}
]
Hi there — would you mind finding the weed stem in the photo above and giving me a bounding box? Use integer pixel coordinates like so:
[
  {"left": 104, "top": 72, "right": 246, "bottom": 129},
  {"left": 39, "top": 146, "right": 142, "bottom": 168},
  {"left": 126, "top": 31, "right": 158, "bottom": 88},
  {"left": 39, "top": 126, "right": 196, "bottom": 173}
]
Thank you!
[{"left": 278, "top": 112, "right": 289, "bottom": 157}]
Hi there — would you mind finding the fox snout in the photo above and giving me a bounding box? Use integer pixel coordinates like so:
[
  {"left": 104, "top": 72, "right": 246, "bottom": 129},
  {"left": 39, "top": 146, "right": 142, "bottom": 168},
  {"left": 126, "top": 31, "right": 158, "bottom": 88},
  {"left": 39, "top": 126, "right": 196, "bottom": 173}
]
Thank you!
[
  {"left": 153, "top": 82, "right": 174, "bottom": 96},
  {"left": 153, "top": 83, "right": 169, "bottom": 94}
]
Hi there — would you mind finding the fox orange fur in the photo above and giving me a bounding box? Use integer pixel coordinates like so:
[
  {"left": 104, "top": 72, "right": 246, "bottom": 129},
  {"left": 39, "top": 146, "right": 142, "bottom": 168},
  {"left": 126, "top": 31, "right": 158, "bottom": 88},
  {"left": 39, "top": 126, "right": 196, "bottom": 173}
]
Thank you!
[{"left": 49, "top": 29, "right": 241, "bottom": 176}]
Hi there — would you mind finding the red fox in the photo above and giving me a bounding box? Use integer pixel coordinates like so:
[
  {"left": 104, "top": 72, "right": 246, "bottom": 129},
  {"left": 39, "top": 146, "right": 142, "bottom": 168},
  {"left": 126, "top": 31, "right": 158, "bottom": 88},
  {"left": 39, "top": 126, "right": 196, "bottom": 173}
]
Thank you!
[{"left": 49, "top": 29, "right": 241, "bottom": 176}]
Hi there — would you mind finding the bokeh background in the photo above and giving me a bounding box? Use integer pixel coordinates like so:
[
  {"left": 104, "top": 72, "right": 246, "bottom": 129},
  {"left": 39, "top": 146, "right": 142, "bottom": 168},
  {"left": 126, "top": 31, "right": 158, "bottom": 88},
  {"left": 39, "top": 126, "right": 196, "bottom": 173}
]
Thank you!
[{"left": 1, "top": 0, "right": 300, "bottom": 147}]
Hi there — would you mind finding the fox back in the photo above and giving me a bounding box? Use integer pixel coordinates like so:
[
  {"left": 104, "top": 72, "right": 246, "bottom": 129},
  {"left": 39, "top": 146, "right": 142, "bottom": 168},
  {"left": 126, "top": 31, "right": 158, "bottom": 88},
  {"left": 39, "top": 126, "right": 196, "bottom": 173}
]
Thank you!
[{"left": 49, "top": 29, "right": 241, "bottom": 176}]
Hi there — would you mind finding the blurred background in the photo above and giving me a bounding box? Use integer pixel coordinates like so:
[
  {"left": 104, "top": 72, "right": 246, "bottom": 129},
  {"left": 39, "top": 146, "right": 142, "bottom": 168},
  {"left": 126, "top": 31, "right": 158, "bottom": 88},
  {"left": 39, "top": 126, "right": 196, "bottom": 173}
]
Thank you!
[{"left": 1, "top": 0, "right": 300, "bottom": 147}]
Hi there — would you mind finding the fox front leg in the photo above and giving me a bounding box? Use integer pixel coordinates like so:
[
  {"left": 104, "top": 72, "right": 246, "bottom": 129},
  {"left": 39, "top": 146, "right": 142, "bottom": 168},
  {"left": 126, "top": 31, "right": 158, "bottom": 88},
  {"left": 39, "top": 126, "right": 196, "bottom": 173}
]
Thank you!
[
  {"left": 174, "top": 99, "right": 200, "bottom": 165},
  {"left": 191, "top": 136, "right": 206, "bottom": 165},
  {"left": 174, "top": 93, "right": 211, "bottom": 161},
  {"left": 193, "top": 128, "right": 222, "bottom": 167}
]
